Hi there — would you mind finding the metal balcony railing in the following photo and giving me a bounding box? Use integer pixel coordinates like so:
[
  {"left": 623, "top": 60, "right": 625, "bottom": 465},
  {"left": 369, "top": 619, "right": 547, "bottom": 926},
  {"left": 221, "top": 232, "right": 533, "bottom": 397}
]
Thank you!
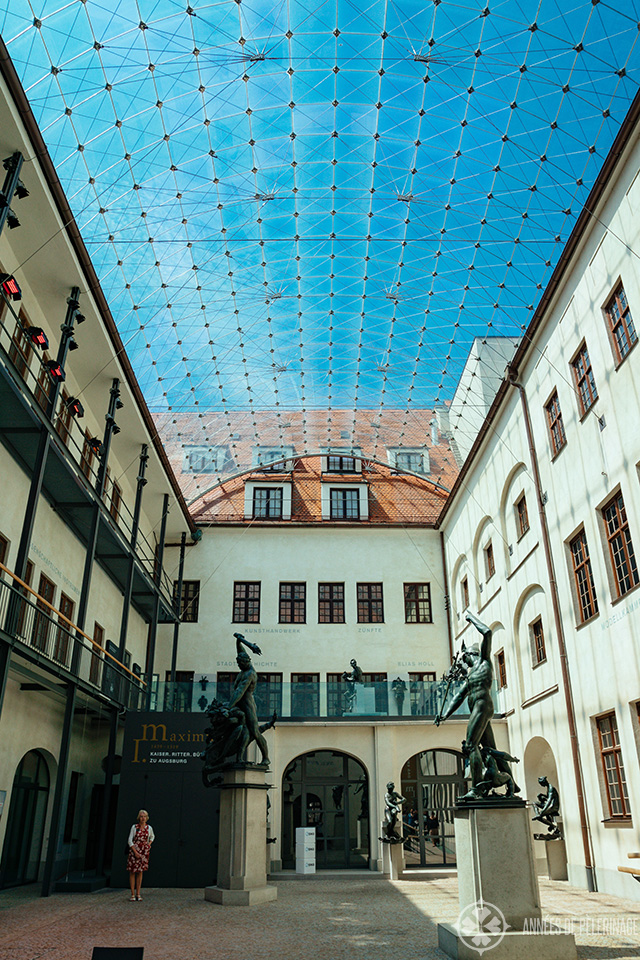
[
  {"left": 0, "top": 560, "right": 145, "bottom": 709},
  {"left": 145, "top": 677, "right": 504, "bottom": 720},
  {"left": 0, "top": 293, "right": 175, "bottom": 603}
]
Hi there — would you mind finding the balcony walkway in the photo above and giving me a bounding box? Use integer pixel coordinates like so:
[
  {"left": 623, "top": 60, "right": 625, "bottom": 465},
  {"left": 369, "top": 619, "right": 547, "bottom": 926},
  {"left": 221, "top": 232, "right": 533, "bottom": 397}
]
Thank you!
[{"left": 0, "top": 875, "right": 639, "bottom": 960}]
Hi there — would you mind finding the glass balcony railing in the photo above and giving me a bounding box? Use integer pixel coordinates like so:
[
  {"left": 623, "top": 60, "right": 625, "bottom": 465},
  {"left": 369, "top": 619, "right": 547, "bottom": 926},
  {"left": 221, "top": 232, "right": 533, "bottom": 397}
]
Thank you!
[{"left": 147, "top": 678, "right": 504, "bottom": 720}]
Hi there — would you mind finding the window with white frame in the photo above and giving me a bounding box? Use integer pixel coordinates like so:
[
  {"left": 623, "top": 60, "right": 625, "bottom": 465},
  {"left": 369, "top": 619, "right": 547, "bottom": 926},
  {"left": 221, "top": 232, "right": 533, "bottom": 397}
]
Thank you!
[
  {"left": 182, "top": 445, "right": 230, "bottom": 474},
  {"left": 321, "top": 481, "right": 368, "bottom": 520},
  {"left": 252, "top": 445, "right": 295, "bottom": 470},
  {"left": 244, "top": 480, "right": 292, "bottom": 520},
  {"left": 322, "top": 448, "right": 362, "bottom": 473},
  {"left": 388, "top": 448, "right": 429, "bottom": 474}
]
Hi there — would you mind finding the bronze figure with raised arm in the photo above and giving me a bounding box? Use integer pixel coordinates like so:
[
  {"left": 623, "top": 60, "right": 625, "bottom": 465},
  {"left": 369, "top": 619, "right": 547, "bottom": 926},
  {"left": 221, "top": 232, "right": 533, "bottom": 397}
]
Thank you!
[
  {"left": 434, "top": 611, "right": 520, "bottom": 801},
  {"left": 229, "top": 632, "right": 271, "bottom": 765}
]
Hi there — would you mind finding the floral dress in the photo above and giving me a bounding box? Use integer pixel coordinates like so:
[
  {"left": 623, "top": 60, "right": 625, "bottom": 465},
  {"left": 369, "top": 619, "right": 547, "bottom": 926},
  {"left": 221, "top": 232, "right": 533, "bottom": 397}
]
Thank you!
[{"left": 126, "top": 824, "right": 151, "bottom": 872}]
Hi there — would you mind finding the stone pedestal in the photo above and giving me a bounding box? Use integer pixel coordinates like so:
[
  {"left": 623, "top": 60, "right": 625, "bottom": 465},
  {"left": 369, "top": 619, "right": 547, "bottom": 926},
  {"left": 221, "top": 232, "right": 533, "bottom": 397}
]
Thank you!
[
  {"left": 546, "top": 839, "right": 568, "bottom": 881},
  {"left": 438, "top": 801, "right": 575, "bottom": 959},
  {"left": 381, "top": 841, "right": 404, "bottom": 879},
  {"left": 204, "top": 764, "right": 277, "bottom": 906}
]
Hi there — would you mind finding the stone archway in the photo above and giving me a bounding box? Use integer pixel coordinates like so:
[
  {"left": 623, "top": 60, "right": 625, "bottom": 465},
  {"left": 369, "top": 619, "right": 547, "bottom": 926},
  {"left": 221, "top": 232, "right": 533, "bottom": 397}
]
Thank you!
[
  {"left": 281, "top": 750, "right": 369, "bottom": 869},
  {"left": 524, "top": 736, "right": 567, "bottom": 879}
]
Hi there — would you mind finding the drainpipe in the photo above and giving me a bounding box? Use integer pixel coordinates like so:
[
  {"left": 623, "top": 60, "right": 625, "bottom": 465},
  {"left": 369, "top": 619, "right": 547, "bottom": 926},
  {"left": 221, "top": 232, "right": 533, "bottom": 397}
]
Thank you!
[
  {"left": 440, "top": 531, "right": 454, "bottom": 662},
  {"left": 169, "top": 532, "right": 187, "bottom": 710},
  {"left": 145, "top": 494, "right": 169, "bottom": 709},
  {"left": 509, "top": 375, "right": 596, "bottom": 891}
]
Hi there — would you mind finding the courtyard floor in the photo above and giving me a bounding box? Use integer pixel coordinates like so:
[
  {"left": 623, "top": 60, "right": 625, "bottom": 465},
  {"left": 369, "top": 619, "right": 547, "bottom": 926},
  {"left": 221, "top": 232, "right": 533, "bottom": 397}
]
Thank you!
[{"left": 0, "top": 874, "right": 639, "bottom": 960}]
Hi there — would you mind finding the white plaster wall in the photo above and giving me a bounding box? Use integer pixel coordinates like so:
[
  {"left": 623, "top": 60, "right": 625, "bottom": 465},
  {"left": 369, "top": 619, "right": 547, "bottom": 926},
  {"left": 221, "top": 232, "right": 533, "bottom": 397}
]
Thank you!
[
  {"left": 441, "top": 129, "right": 640, "bottom": 899},
  {"left": 156, "top": 524, "right": 450, "bottom": 682}
]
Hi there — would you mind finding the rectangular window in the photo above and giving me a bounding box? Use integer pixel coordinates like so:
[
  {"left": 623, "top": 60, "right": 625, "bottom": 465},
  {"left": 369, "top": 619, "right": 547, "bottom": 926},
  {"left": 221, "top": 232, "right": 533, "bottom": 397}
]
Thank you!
[
  {"left": 570, "top": 530, "right": 599, "bottom": 622},
  {"left": 603, "top": 492, "right": 639, "bottom": 597},
  {"left": 357, "top": 583, "right": 384, "bottom": 623},
  {"left": 530, "top": 617, "right": 546, "bottom": 665},
  {"left": 394, "top": 451, "right": 425, "bottom": 473},
  {"left": 110, "top": 478, "right": 122, "bottom": 522},
  {"left": 330, "top": 487, "right": 360, "bottom": 520},
  {"left": 318, "top": 582, "right": 345, "bottom": 623},
  {"left": 279, "top": 582, "right": 306, "bottom": 623},
  {"left": 253, "top": 486, "right": 283, "bottom": 519},
  {"left": 496, "top": 650, "right": 507, "bottom": 689},
  {"left": 16, "top": 560, "right": 33, "bottom": 639},
  {"left": 597, "top": 712, "right": 630, "bottom": 818},
  {"left": 233, "top": 581, "right": 260, "bottom": 623},
  {"left": 32, "top": 573, "right": 55, "bottom": 652},
  {"left": 408, "top": 672, "right": 437, "bottom": 716},
  {"left": 55, "top": 390, "right": 72, "bottom": 447},
  {"left": 89, "top": 622, "right": 104, "bottom": 686},
  {"left": 362, "top": 671, "right": 389, "bottom": 713},
  {"left": 327, "top": 672, "right": 344, "bottom": 716},
  {"left": 326, "top": 454, "right": 358, "bottom": 472},
  {"left": 53, "top": 592, "right": 74, "bottom": 666},
  {"left": 255, "top": 672, "right": 283, "bottom": 719},
  {"left": 572, "top": 343, "right": 598, "bottom": 415},
  {"left": 516, "top": 494, "right": 530, "bottom": 539},
  {"left": 461, "top": 577, "right": 469, "bottom": 611},
  {"left": 80, "top": 431, "right": 95, "bottom": 479},
  {"left": 291, "top": 673, "right": 319, "bottom": 717},
  {"left": 216, "top": 672, "right": 234, "bottom": 704},
  {"left": 605, "top": 284, "right": 637, "bottom": 363},
  {"left": 173, "top": 580, "right": 200, "bottom": 622},
  {"left": 484, "top": 542, "right": 495, "bottom": 581},
  {"left": 9, "top": 317, "right": 32, "bottom": 379},
  {"left": 34, "top": 352, "right": 52, "bottom": 411},
  {"left": 404, "top": 583, "right": 432, "bottom": 623},
  {"left": 0, "top": 532, "right": 8, "bottom": 566},
  {"left": 545, "top": 391, "right": 567, "bottom": 456}
]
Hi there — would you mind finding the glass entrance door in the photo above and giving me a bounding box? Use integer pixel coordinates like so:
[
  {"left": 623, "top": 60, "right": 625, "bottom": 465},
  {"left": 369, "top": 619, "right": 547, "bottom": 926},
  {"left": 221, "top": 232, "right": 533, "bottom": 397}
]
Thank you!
[
  {"left": 282, "top": 751, "right": 369, "bottom": 869},
  {"left": 0, "top": 750, "right": 50, "bottom": 887},
  {"left": 401, "top": 749, "right": 465, "bottom": 868}
]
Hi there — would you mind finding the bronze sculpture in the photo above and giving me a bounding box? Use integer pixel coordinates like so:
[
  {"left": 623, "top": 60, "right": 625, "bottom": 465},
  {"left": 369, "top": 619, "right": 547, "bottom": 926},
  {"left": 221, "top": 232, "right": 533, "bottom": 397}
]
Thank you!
[
  {"left": 434, "top": 610, "right": 520, "bottom": 802},
  {"left": 392, "top": 677, "right": 407, "bottom": 715},
  {"left": 342, "top": 658, "right": 364, "bottom": 713},
  {"left": 202, "top": 632, "right": 276, "bottom": 786},
  {"left": 532, "top": 776, "right": 562, "bottom": 840},
  {"left": 380, "top": 781, "right": 406, "bottom": 843}
]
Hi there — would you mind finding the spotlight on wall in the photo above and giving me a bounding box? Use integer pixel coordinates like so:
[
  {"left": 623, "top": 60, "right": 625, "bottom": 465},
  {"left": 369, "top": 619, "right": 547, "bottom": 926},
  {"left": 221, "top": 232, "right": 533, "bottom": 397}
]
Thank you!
[
  {"left": 87, "top": 436, "right": 102, "bottom": 455},
  {"left": 75, "top": 313, "right": 86, "bottom": 324},
  {"left": 111, "top": 423, "right": 121, "bottom": 436},
  {"left": 115, "top": 399, "right": 124, "bottom": 410},
  {"left": 15, "top": 180, "right": 29, "bottom": 200},
  {"left": 68, "top": 338, "right": 79, "bottom": 351},
  {"left": 45, "top": 359, "right": 65, "bottom": 383},
  {"left": 6, "top": 210, "right": 20, "bottom": 229},
  {"left": 66, "top": 396, "right": 84, "bottom": 419},
  {"left": 0, "top": 274, "right": 21, "bottom": 301},
  {"left": 26, "top": 326, "right": 49, "bottom": 349}
]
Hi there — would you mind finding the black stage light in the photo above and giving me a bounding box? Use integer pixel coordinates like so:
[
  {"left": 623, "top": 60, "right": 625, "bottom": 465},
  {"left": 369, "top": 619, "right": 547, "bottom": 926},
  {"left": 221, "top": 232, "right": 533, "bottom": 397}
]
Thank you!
[
  {"left": 15, "top": 180, "right": 29, "bottom": 200},
  {"left": 27, "top": 326, "right": 49, "bottom": 349},
  {"left": 88, "top": 436, "right": 102, "bottom": 454},
  {"left": 66, "top": 396, "right": 84, "bottom": 419},
  {"left": 7, "top": 210, "right": 20, "bottom": 229},
  {"left": 45, "top": 359, "right": 65, "bottom": 383},
  {"left": 0, "top": 273, "right": 21, "bottom": 301},
  {"left": 68, "top": 338, "right": 79, "bottom": 351}
]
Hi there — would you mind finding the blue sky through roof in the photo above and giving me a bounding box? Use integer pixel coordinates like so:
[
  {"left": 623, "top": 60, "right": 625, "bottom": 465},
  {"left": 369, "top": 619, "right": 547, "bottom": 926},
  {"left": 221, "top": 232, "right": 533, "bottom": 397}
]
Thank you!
[{"left": 1, "top": 0, "right": 639, "bottom": 479}]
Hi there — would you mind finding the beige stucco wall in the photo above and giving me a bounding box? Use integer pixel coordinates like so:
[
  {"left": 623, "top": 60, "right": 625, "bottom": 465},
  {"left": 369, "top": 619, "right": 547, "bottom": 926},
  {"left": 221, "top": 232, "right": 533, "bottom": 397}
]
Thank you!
[{"left": 441, "top": 129, "right": 640, "bottom": 899}]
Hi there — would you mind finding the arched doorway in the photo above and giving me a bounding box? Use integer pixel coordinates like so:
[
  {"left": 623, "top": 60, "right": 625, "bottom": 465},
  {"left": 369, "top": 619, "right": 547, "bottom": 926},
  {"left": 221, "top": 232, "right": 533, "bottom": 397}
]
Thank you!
[
  {"left": 401, "top": 748, "right": 465, "bottom": 868},
  {"left": 0, "top": 750, "right": 50, "bottom": 887},
  {"left": 281, "top": 751, "right": 369, "bottom": 869}
]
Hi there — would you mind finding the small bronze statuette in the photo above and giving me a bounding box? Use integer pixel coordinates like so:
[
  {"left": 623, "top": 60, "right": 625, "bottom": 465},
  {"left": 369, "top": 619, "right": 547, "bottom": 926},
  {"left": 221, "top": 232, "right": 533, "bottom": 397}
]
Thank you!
[
  {"left": 342, "top": 658, "right": 364, "bottom": 713},
  {"left": 532, "top": 776, "right": 563, "bottom": 840},
  {"left": 392, "top": 677, "right": 407, "bottom": 715},
  {"left": 380, "top": 781, "right": 406, "bottom": 844}
]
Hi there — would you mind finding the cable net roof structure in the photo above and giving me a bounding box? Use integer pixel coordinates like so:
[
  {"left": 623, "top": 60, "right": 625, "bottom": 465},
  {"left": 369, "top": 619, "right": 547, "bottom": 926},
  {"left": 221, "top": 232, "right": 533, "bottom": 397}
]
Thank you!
[{"left": 2, "top": 0, "right": 639, "bottom": 501}]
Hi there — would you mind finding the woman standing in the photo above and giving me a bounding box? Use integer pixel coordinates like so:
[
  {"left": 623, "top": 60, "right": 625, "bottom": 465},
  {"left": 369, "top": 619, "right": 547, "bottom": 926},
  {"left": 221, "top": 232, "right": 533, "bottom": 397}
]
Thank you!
[{"left": 126, "top": 809, "right": 155, "bottom": 901}]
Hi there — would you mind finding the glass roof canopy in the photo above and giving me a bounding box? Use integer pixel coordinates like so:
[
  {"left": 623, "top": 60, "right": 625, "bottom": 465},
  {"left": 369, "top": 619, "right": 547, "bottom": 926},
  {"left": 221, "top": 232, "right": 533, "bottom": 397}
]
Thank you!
[{"left": 2, "top": 0, "right": 639, "bottom": 494}]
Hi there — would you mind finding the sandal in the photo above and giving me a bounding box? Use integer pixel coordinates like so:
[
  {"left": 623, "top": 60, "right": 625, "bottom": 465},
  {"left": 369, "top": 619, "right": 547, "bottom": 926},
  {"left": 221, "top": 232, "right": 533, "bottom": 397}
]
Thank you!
[
  {"left": 129, "top": 896, "right": 136, "bottom": 901},
  {"left": 136, "top": 895, "right": 142, "bottom": 900}
]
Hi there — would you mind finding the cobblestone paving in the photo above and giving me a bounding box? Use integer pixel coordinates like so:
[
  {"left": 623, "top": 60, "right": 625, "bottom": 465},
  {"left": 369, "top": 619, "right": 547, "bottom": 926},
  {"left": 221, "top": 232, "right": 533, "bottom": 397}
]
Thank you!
[{"left": 0, "top": 876, "right": 639, "bottom": 960}]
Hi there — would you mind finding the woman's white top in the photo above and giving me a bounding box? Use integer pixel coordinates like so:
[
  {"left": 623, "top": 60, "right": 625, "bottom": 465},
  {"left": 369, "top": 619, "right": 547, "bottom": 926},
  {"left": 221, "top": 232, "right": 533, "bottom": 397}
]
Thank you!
[{"left": 128, "top": 823, "right": 155, "bottom": 846}]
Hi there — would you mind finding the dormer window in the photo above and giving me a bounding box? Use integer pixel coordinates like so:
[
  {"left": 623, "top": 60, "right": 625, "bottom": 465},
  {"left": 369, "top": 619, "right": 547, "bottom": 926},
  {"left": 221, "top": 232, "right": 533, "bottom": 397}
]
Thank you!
[
  {"left": 244, "top": 479, "right": 292, "bottom": 520},
  {"left": 252, "top": 445, "right": 295, "bottom": 471},
  {"left": 183, "top": 445, "right": 230, "bottom": 474},
  {"left": 253, "top": 487, "right": 283, "bottom": 519},
  {"left": 388, "top": 448, "right": 429, "bottom": 474},
  {"left": 322, "top": 448, "right": 362, "bottom": 473}
]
